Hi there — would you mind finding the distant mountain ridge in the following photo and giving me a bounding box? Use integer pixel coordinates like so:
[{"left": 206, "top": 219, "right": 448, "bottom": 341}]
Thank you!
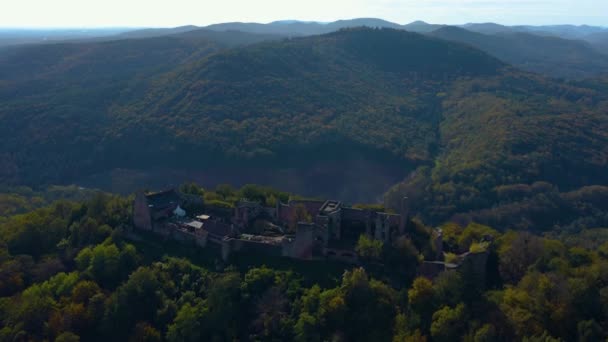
[
  {"left": 3, "top": 19, "right": 605, "bottom": 46},
  {"left": 0, "top": 28, "right": 134, "bottom": 47},
  {"left": 585, "top": 31, "right": 608, "bottom": 55},
  {"left": 463, "top": 23, "right": 608, "bottom": 39},
  {"left": 430, "top": 26, "right": 608, "bottom": 79},
  {"left": 110, "top": 18, "right": 607, "bottom": 79},
  {"left": 0, "top": 18, "right": 608, "bottom": 79}
]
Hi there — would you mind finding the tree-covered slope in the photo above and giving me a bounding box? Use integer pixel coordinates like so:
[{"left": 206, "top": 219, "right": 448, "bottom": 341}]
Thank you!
[
  {"left": 585, "top": 31, "right": 608, "bottom": 55},
  {"left": 0, "top": 31, "right": 282, "bottom": 185},
  {"left": 0, "top": 28, "right": 505, "bottom": 187},
  {"left": 108, "top": 28, "right": 503, "bottom": 165},
  {"left": 111, "top": 28, "right": 608, "bottom": 228},
  {"left": 198, "top": 20, "right": 608, "bottom": 79},
  {"left": 386, "top": 73, "right": 608, "bottom": 227},
  {"left": 430, "top": 26, "right": 608, "bottom": 79},
  {"left": 1, "top": 27, "right": 607, "bottom": 229}
]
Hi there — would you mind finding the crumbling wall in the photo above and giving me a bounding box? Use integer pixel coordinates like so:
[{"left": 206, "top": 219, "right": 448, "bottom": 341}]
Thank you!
[
  {"left": 133, "top": 191, "right": 152, "bottom": 230},
  {"left": 374, "top": 215, "right": 391, "bottom": 242},
  {"left": 460, "top": 251, "right": 489, "bottom": 287},
  {"left": 291, "top": 223, "right": 315, "bottom": 260},
  {"left": 342, "top": 207, "right": 370, "bottom": 222},
  {"left": 324, "top": 248, "right": 358, "bottom": 264}
]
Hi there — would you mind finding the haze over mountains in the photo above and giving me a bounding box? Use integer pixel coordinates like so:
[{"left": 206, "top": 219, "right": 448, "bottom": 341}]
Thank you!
[
  {"left": 0, "top": 28, "right": 133, "bottom": 47},
  {"left": 430, "top": 26, "right": 608, "bottom": 79},
  {"left": 3, "top": 18, "right": 606, "bottom": 79},
  {"left": 1, "top": 18, "right": 608, "bottom": 230}
]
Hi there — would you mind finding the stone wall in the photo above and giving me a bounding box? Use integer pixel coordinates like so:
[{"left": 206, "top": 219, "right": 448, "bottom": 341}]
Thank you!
[
  {"left": 324, "top": 248, "right": 358, "bottom": 263},
  {"left": 460, "top": 251, "right": 489, "bottom": 287},
  {"left": 419, "top": 261, "right": 450, "bottom": 279},
  {"left": 290, "top": 223, "right": 315, "bottom": 260},
  {"left": 341, "top": 207, "right": 371, "bottom": 222},
  {"left": 221, "top": 238, "right": 282, "bottom": 261},
  {"left": 133, "top": 191, "right": 152, "bottom": 230}
]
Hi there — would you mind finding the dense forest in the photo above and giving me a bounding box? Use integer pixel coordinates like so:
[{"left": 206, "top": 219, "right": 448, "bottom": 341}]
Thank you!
[
  {"left": 2, "top": 22, "right": 608, "bottom": 340},
  {"left": 430, "top": 26, "right": 608, "bottom": 79},
  {"left": 1, "top": 185, "right": 608, "bottom": 341},
  {"left": 1, "top": 28, "right": 607, "bottom": 230}
]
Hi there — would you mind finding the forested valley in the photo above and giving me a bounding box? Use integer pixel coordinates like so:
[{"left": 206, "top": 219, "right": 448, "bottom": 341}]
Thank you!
[{"left": 1, "top": 21, "right": 608, "bottom": 342}]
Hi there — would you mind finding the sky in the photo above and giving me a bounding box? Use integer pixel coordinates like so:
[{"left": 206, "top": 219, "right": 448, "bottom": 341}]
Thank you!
[{"left": 1, "top": 0, "right": 606, "bottom": 28}]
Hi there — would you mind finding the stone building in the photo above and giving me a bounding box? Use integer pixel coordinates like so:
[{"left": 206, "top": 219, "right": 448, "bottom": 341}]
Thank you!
[
  {"left": 133, "top": 189, "right": 182, "bottom": 231},
  {"left": 258, "top": 198, "right": 409, "bottom": 261},
  {"left": 134, "top": 189, "right": 412, "bottom": 264}
]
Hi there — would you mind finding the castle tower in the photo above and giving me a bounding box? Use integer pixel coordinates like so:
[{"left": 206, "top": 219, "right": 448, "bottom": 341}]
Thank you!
[{"left": 133, "top": 191, "right": 152, "bottom": 231}]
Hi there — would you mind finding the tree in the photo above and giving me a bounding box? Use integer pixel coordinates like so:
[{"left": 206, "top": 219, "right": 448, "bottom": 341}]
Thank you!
[
  {"left": 251, "top": 287, "right": 290, "bottom": 339},
  {"left": 457, "top": 223, "right": 499, "bottom": 252},
  {"left": 294, "top": 312, "right": 319, "bottom": 342},
  {"left": 49, "top": 303, "right": 88, "bottom": 336},
  {"left": 89, "top": 244, "right": 120, "bottom": 287},
  {"left": 166, "top": 302, "right": 208, "bottom": 342},
  {"left": 204, "top": 272, "right": 242, "bottom": 340},
  {"left": 430, "top": 303, "right": 466, "bottom": 341},
  {"left": 294, "top": 204, "right": 312, "bottom": 223},
  {"left": 337, "top": 268, "right": 397, "bottom": 341},
  {"left": 577, "top": 320, "right": 602, "bottom": 342},
  {"left": 266, "top": 194, "right": 278, "bottom": 207},
  {"left": 75, "top": 243, "right": 136, "bottom": 288},
  {"left": 242, "top": 266, "right": 277, "bottom": 298},
  {"left": 393, "top": 313, "right": 409, "bottom": 341},
  {"left": 5, "top": 207, "right": 69, "bottom": 258},
  {"left": 71, "top": 281, "right": 101, "bottom": 304},
  {"left": 0, "top": 255, "right": 34, "bottom": 296},
  {"left": 179, "top": 183, "right": 205, "bottom": 197},
  {"left": 16, "top": 285, "right": 55, "bottom": 334},
  {"left": 408, "top": 277, "right": 435, "bottom": 323},
  {"left": 103, "top": 267, "right": 165, "bottom": 339},
  {"left": 240, "top": 184, "right": 267, "bottom": 204},
  {"left": 130, "top": 322, "right": 162, "bottom": 342},
  {"left": 433, "top": 271, "right": 464, "bottom": 307},
  {"left": 385, "top": 237, "right": 420, "bottom": 283},
  {"left": 473, "top": 324, "right": 497, "bottom": 342},
  {"left": 69, "top": 217, "right": 111, "bottom": 248},
  {"left": 355, "top": 235, "right": 383, "bottom": 261},
  {"left": 55, "top": 331, "right": 80, "bottom": 342},
  {"left": 522, "top": 331, "right": 562, "bottom": 342},
  {"left": 499, "top": 232, "right": 543, "bottom": 284},
  {"left": 215, "top": 184, "right": 236, "bottom": 201},
  {"left": 118, "top": 244, "right": 139, "bottom": 280},
  {"left": 500, "top": 287, "right": 542, "bottom": 337}
]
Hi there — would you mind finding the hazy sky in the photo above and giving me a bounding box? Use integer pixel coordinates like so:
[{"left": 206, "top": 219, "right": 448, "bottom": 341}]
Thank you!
[{"left": 1, "top": 0, "right": 606, "bottom": 28}]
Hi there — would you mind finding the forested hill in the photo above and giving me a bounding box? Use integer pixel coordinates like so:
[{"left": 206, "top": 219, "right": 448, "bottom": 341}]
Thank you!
[
  {"left": 0, "top": 29, "right": 282, "bottom": 185},
  {"left": 125, "top": 28, "right": 608, "bottom": 229},
  {"left": 110, "top": 28, "right": 503, "bottom": 164},
  {"left": 0, "top": 27, "right": 505, "bottom": 189},
  {"left": 0, "top": 28, "right": 283, "bottom": 82},
  {"left": 585, "top": 32, "right": 608, "bottom": 55},
  {"left": 1, "top": 28, "right": 608, "bottom": 230},
  {"left": 430, "top": 26, "right": 608, "bottom": 79}
]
